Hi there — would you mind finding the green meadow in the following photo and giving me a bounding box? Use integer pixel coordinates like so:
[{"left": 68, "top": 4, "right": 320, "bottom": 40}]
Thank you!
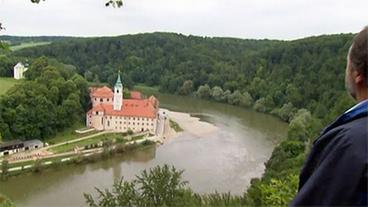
[
  {"left": 0, "top": 77, "right": 21, "bottom": 95},
  {"left": 10, "top": 41, "right": 50, "bottom": 51}
]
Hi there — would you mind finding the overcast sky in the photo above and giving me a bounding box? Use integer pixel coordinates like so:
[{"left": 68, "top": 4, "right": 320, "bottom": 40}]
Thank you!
[{"left": 0, "top": 0, "right": 367, "bottom": 40}]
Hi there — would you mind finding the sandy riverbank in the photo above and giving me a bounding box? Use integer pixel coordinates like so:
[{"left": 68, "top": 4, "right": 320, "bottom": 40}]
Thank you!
[{"left": 163, "top": 109, "right": 218, "bottom": 140}]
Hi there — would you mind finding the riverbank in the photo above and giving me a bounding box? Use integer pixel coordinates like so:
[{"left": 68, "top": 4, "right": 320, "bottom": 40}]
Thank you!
[
  {"left": 168, "top": 110, "right": 218, "bottom": 137},
  {"left": 1, "top": 139, "right": 156, "bottom": 179},
  {"left": 0, "top": 109, "right": 218, "bottom": 179}
]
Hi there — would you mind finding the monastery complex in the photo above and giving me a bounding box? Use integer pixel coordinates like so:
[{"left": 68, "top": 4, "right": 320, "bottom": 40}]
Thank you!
[{"left": 86, "top": 73, "right": 163, "bottom": 135}]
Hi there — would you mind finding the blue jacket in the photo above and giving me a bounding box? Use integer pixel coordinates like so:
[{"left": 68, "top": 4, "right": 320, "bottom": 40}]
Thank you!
[{"left": 291, "top": 101, "right": 368, "bottom": 206}]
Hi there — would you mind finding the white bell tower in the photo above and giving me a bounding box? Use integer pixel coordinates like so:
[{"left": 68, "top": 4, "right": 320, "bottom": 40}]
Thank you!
[{"left": 113, "top": 71, "right": 123, "bottom": 111}]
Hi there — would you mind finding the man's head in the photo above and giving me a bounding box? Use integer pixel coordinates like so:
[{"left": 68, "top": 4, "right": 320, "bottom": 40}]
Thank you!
[{"left": 345, "top": 26, "right": 368, "bottom": 101}]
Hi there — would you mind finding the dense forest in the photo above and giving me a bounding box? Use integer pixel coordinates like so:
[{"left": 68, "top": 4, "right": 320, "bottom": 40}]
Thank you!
[{"left": 1, "top": 32, "right": 357, "bottom": 205}]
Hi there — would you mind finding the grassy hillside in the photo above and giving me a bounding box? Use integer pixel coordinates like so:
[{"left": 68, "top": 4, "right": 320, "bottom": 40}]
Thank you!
[
  {"left": 10, "top": 41, "right": 50, "bottom": 51},
  {"left": 0, "top": 35, "right": 73, "bottom": 45},
  {"left": 0, "top": 77, "right": 21, "bottom": 95}
]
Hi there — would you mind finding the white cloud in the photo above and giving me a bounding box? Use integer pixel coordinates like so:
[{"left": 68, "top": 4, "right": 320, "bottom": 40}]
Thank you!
[{"left": 0, "top": 0, "right": 367, "bottom": 39}]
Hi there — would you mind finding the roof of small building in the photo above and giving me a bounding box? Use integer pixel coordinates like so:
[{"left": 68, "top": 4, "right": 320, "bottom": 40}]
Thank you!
[
  {"left": 23, "top": 139, "right": 43, "bottom": 147},
  {"left": 88, "top": 97, "right": 159, "bottom": 118},
  {"left": 130, "top": 91, "right": 142, "bottom": 100},
  {"left": 14, "top": 62, "right": 24, "bottom": 68},
  {"left": 0, "top": 140, "right": 24, "bottom": 149},
  {"left": 90, "top": 86, "right": 114, "bottom": 98}
]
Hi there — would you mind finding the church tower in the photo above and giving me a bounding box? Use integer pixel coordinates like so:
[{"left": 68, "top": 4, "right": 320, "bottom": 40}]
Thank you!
[{"left": 113, "top": 71, "right": 123, "bottom": 111}]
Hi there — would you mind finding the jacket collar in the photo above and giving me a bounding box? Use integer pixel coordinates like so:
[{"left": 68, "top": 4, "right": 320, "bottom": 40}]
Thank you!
[{"left": 320, "top": 100, "right": 368, "bottom": 136}]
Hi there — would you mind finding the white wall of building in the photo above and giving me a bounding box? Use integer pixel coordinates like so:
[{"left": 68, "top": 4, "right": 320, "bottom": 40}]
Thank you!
[
  {"left": 13, "top": 63, "right": 28, "bottom": 80},
  {"left": 103, "top": 115, "right": 157, "bottom": 134}
]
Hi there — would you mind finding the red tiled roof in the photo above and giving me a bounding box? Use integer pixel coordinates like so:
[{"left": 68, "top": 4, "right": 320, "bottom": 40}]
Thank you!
[
  {"left": 91, "top": 86, "right": 113, "bottom": 98},
  {"left": 130, "top": 91, "right": 142, "bottom": 100},
  {"left": 90, "top": 98, "right": 158, "bottom": 118}
]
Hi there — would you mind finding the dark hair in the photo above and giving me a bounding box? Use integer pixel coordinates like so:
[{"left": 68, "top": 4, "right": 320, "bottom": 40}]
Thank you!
[{"left": 350, "top": 26, "right": 368, "bottom": 85}]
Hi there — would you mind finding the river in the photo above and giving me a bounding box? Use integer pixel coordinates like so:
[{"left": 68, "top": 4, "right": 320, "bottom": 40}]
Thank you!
[{"left": 0, "top": 92, "right": 288, "bottom": 207}]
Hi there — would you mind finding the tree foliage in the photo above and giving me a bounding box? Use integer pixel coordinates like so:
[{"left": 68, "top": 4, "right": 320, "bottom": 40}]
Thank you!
[
  {"left": 85, "top": 165, "right": 250, "bottom": 207},
  {"left": 0, "top": 57, "right": 89, "bottom": 140},
  {"left": 85, "top": 165, "right": 190, "bottom": 207},
  {"left": 0, "top": 194, "right": 15, "bottom": 207},
  {"left": 258, "top": 174, "right": 298, "bottom": 206}
]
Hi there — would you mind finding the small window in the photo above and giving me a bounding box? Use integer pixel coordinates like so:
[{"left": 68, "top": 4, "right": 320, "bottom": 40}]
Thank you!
[
  {"left": 107, "top": 98, "right": 109, "bottom": 101},
  {"left": 96, "top": 111, "right": 99, "bottom": 115},
  {"left": 100, "top": 98, "right": 103, "bottom": 102}
]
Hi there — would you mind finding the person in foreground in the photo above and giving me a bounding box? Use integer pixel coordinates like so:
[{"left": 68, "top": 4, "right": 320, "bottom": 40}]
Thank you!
[{"left": 291, "top": 27, "right": 368, "bottom": 206}]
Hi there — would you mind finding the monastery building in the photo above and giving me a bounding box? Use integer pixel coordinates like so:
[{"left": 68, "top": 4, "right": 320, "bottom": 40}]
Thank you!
[{"left": 86, "top": 73, "right": 160, "bottom": 134}]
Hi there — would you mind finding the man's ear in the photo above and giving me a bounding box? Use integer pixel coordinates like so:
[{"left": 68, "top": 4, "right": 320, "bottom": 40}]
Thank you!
[{"left": 353, "top": 70, "right": 365, "bottom": 85}]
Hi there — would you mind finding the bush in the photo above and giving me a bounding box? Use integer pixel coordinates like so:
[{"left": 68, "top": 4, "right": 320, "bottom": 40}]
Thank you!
[
  {"left": 1, "top": 160, "right": 9, "bottom": 180},
  {"left": 273, "top": 102, "right": 296, "bottom": 122},
  {"left": 288, "top": 109, "right": 313, "bottom": 142},
  {"left": 196, "top": 84, "right": 211, "bottom": 99},
  {"left": 253, "top": 98, "right": 267, "bottom": 112},
  {"left": 84, "top": 165, "right": 189, "bottom": 207},
  {"left": 127, "top": 129, "right": 133, "bottom": 135},
  {"left": 258, "top": 174, "right": 298, "bottom": 206},
  {"left": 0, "top": 194, "right": 15, "bottom": 207},
  {"left": 240, "top": 92, "right": 254, "bottom": 108},
  {"left": 211, "top": 86, "right": 224, "bottom": 102},
  {"left": 32, "top": 159, "right": 43, "bottom": 173}
]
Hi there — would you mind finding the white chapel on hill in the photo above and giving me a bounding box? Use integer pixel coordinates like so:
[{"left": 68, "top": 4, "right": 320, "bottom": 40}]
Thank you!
[{"left": 13, "top": 62, "right": 28, "bottom": 80}]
